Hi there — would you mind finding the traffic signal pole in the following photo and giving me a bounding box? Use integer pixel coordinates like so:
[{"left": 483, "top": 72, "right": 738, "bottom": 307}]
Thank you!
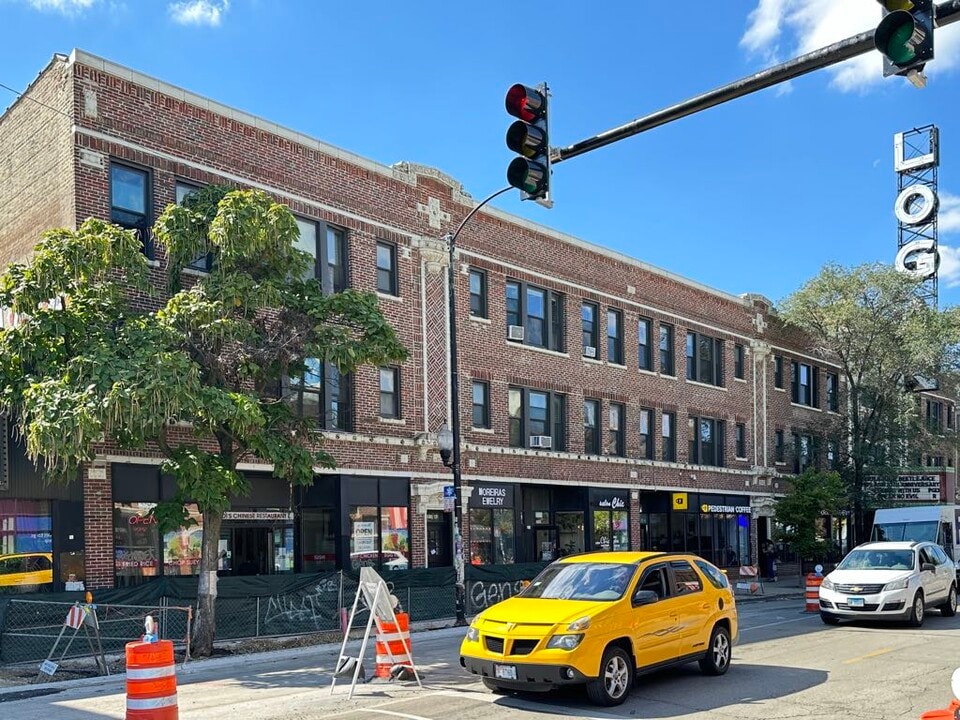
[{"left": 553, "top": 0, "right": 960, "bottom": 166}]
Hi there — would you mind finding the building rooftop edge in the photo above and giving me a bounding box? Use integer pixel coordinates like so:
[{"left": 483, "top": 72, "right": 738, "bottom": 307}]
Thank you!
[{"left": 66, "top": 48, "right": 752, "bottom": 310}]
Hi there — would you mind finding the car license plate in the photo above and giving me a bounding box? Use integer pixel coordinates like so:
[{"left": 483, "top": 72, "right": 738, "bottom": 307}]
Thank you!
[
  {"left": 848, "top": 597, "right": 865, "bottom": 607},
  {"left": 494, "top": 664, "right": 517, "bottom": 680}
]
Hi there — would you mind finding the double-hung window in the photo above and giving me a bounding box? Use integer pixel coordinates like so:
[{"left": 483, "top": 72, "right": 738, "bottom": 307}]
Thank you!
[
  {"left": 582, "top": 302, "right": 599, "bottom": 358},
  {"left": 927, "top": 400, "right": 944, "bottom": 433},
  {"left": 175, "top": 181, "right": 213, "bottom": 272},
  {"left": 734, "top": 344, "right": 744, "bottom": 380},
  {"left": 791, "top": 361, "right": 818, "bottom": 407},
  {"left": 793, "top": 432, "right": 816, "bottom": 473},
  {"left": 607, "top": 309, "right": 623, "bottom": 365},
  {"left": 584, "top": 399, "right": 600, "bottom": 454},
  {"left": 472, "top": 381, "right": 490, "bottom": 429},
  {"left": 110, "top": 163, "right": 152, "bottom": 259},
  {"left": 376, "top": 242, "right": 398, "bottom": 295},
  {"left": 379, "top": 367, "right": 401, "bottom": 419},
  {"left": 296, "top": 217, "right": 348, "bottom": 293},
  {"left": 686, "top": 332, "right": 724, "bottom": 386},
  {"left": 662, "top": 411, "right": 676, "bottom": 462},
  {"left": 638, "top": 318, "right": 652, "bottom": 370},
  {"left": 775, "top": 430, "right": 785, "bottom": 463},
  {"left": 826, "top": 372, "right": 839, "bottom": 412},
  {"left": 508, "top": 387, "right": 566, "bottom": 450},
  {"left": 639, "top": 408, "right": 654, "bottom": 460},
  {"left": 774, "top": 356, "right": 784, "bottom": 389},
  {"left": 688, "top": 416, "right": 725, "bottom": 467},
  {"left": 505, "top": 280, "right": 564, "bottom": 351},
  {"left": 735, "top": 423, "right": 746, "bottom": 459},
  {"left": 469, "top": 269, "right": 487, "bottom": 318},
  {"left": 659, "top": 324, "right": 675, "bottom": 376},
  {"left": 608, "top": 403, "right": 625, "bottom": 456},
  {"left": 286, "top": 358, "right": 353, "bottom": 431}
]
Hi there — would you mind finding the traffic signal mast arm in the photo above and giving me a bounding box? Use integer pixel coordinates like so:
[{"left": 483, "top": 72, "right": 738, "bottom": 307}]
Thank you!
[{"left": 552, "top": 0, "right": 960, "bottom": 166}]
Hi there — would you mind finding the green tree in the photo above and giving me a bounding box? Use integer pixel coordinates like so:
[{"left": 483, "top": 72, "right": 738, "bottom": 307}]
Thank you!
[
  {"left": 779, "top": 263, "right": 960, "bottom": 544},
  {"left": 774, "top": 468, "right": 847, "bottom": 563},
  {"left": 0, "top": 188, "right": 407, "bottom": 655}
]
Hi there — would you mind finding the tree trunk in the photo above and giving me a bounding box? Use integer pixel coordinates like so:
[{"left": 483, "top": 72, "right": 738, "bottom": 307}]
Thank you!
[{"left": 192, "top": 508, "right": 223, "bottom": 657}]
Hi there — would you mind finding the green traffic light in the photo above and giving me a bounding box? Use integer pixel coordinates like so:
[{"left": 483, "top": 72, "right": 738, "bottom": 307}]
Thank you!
[
  {"left": 875, "top": 8, "right": 929, "bottom": 68},
  {"left": 884, "top": 16, "right": 919, "bottom": 62}
]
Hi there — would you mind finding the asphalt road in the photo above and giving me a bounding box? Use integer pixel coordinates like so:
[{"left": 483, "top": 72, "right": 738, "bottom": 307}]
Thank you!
[{"left": 4, "top": 597, "right": 960, "bottom": 720}]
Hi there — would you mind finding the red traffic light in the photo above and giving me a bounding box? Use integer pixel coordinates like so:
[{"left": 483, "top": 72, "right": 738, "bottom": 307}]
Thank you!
[{"left": 505, "top": 84, "right": 546, "bottom": 123}]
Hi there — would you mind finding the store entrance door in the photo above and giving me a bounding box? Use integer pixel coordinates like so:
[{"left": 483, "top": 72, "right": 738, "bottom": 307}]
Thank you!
[
  {"left": 534, "top": 526, "right": 558, "bottom": 562},
  {"left": 233, "top": 527, "right": 272, "bottom": 576},
  {"left": 426, "top": 511, "right": 452, "bottom": 567}
]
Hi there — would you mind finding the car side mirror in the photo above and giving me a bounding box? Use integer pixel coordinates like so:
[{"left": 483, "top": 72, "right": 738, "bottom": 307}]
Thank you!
[
  {"left": 922, "top": 562, "right": 936, "bottom": 573},
  {"left": 632, "top": 589, "right": 659, "bottom": 606}
]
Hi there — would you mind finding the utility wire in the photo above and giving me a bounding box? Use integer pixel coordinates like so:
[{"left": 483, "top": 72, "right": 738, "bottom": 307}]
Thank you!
[{"left": 1, "top": 81, "right": 73, "bottom": 121}]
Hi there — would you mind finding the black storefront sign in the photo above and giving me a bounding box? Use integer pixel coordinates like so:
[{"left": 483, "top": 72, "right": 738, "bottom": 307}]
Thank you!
[
  {"left": 470, "top": 483, "right": 515, "bottom": 509},
  {"left": 590, "top": 489, "right": 629, "bottom": 510}
]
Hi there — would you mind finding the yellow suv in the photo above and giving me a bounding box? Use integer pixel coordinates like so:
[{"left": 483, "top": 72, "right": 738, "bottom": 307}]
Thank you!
[
  {"left": 0, "top": 552, "right": 54, "bottom": 591},
  {"left": 459, "top": 551, "right": 738, "bottom": 706}
]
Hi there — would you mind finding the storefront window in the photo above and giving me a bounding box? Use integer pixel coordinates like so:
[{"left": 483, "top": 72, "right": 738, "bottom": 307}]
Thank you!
[
  {"left": 381, "top": 506, "right": 409, "bottom": 570},
  {"left": 557, "top": 511, "right": 584, "bottom": 557},
  {"left": 301, "top": 508, "right": 336, "bottom": 572},
  {"left": 649, "top": 513, "right": 669, "bottom": 551},
  {"left": 350, "top": 505, "right": 379, "bottom": 568},
  {"left": 0, "top": 499, "right": 52, "bottom": 554},
  {"left": 163, "top": 504, "right": 203, "bottom": 576},
  {"left": 114, "top": 503, "right": 160, "bottom": 586},
  {"left": 469, "top": 508, "right": 515, "bottom": 565},
  {"left": 593, "top": 510, "right": 629, "bottom": 551},
  {"left": 349, "top": 504, "right": 409, "bottom": 571}
]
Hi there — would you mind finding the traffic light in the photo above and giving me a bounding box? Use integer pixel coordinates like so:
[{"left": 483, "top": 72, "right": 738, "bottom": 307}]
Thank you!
[
  {"left": 874, "top": 0, "right": 934, "bottom": 85},
  {"left": 505, "top": 83, "right": 552, "bottom": 208}
]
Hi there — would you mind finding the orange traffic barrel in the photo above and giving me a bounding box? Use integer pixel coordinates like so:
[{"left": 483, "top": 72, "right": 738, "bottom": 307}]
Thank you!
[
  {"left": 374, "top": 612, "right": 412, "bottom": 679},
  {"left": 805, "top": 573, "right": 823, "bottom": 613},
  {"left": 920, "top": 699, "right": 960, "bottom": 718},
  {"left": 125, "top": 639, "right": 178, "bottom": 720}
]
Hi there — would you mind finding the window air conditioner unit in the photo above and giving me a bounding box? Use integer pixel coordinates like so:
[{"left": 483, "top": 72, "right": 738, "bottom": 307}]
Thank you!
[
  {"left": 508, "top": 325, "right": 525, "bottom": 341},
  {"left": 583, "top": 345, "right": 597, "bottom": 358},
  {"left": 529, "top": 435, "right": 553, "bottom": 449}
]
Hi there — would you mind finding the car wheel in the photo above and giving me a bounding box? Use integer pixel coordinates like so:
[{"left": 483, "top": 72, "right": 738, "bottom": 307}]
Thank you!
[
  {"left": 939, "top": 584, "right": 957, "bottom": 617},
  {"left": 820, "top": 612, "right": 841, "bottom": 626},
  {"left": 908, "top": 591, "right": 925, "bottom": 627},
  {"left": 482, "top": 678, "right": 511, "bottom": 695},
  {"left": 698, "top": 625, "right": 732, "bottom": 676},
  {"left": 585, "top": 646, "right": 633, "bottom": 706}
]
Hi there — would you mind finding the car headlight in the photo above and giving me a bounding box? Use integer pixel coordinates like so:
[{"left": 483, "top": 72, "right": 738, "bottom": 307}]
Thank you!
[
  {"left": 465, "top": 626, "right": 480, "bottom": 642},
  {"left": 546, "top": 634, "right": 584, "bottom": 650},
  {"left": 821, "top": 577, "right": 835, "bottom": 590},
  {"left": 566, "top": 616, "right": 591, "bottom": 631},
  {"left": 883, "top": 577, "right": 910, "bottom": 592}
]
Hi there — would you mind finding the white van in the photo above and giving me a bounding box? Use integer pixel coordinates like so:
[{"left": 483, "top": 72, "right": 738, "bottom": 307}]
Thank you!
[{"left": 871, "top": 505, "right": 960, "bottom": 568}]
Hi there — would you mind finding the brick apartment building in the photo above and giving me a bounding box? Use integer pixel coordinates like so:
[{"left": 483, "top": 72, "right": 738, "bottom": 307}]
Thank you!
[{"left": 0, "top": 50, "right": 952, "bottom": 593}]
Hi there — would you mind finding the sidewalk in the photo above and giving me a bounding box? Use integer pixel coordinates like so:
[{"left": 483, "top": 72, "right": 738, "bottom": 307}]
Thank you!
[{"left": 733, "top": 574, "right": 807, "bottom": 602}]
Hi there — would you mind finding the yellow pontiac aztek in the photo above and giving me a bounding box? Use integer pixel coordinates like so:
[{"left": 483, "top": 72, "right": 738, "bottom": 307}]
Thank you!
[{"left": 460, "top": 551, "right": 738, "bottom": 706}]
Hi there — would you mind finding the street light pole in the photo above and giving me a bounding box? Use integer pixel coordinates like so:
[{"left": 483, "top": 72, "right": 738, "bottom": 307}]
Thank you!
[{"left": 438, "top": 185, "right": 511, "bottom": 627}]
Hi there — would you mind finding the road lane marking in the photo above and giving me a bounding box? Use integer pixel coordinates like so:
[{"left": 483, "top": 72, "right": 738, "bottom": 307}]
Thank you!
[
  {"left": 354, "top": 711, "right": 436, "bottom": 720},
  {"left": 843, "top": 647, "right": 894, "bottom": 664},
  {"left": 740, "top": 616, "right": 817, "bottom": 631}
]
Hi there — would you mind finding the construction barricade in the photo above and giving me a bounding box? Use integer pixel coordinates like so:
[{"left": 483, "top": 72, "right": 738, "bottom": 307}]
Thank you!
[
  {"left": 805, "top": 573, "right": 824, "bottom": 613},
  {"left": 374, "top": 612, "right": 412, "bottom": 679},
  {"left": 125, "top": 639, "right": 179, "bottom": 719}
]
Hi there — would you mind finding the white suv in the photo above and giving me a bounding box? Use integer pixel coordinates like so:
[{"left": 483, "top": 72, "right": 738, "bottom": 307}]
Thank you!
[{"left": 819, "top": 541, "right": 957, "bottom": 627}]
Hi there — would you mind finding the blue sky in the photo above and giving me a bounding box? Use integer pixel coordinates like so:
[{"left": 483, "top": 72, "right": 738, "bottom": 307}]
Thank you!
[{"left": 2, "top": 0, "right": 959, "bottom": 307}]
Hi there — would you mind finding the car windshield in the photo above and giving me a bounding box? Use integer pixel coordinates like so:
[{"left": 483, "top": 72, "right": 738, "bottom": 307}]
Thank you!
[
  {"left": 519, "top": 562, "right": 635, "bottom": 601},
  {"left": 837, "top": 549, "right": 915, "bottom": 571},
  {"left": 872, "top": 522, "right": 938, "bottom": 543}
]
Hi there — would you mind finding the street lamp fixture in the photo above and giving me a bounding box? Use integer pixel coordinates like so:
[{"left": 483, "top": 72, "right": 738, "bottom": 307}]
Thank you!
[{"left": 437, "top": 424, "right": 454, "bottom": 467}]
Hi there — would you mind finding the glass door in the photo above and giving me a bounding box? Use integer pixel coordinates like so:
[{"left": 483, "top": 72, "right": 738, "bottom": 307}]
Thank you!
[{"left": 535, "top": 526, "right": 558, "bottom": 562}]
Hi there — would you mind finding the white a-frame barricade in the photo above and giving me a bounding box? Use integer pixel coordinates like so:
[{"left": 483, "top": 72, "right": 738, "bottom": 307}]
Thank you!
[{"left": 330, "top": 566, "right": 422, "bottom": 699}]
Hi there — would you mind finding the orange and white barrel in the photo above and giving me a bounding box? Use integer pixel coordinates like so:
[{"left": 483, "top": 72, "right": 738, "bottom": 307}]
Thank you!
[
  {"left": 125, "top": 639, "right": 179, "bottom": 720},
  {"left": 374, "top": 612, "right": 412, "bottom": 679},
  {"left": 805, "top": 574, "right": 823, "bottom": 613}
]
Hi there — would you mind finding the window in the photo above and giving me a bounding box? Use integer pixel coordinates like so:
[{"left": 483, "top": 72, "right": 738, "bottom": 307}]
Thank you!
[
  {"left": 670, "top": 560, "right": 703, "bottom": 595},
  {"left": 176, "top": 182, "right": 212, "bottom": 272},
  {"left": 734, "top": 344, "right": 744, "bottom": 380},
  {"left": 469, "top": 268, "right": 487, "bottom": 318},
  {"left": 791, "top": 361, "right": 818, "bottom": 407},
  {"left": 686, "top": 332, "right": 724, "bottom": 386},
  {"left": 582, "top": 302, "right": 599, "bottom": 358},
  {"left": 662, "top": 412, "right": 676, "bottom": 462},
  {"left": 608, "top": 403, "right": 625, "bottom": 456},
  {"left": 793, "top": 433, "right": 816, "bottom": 473},
  {"left": 295, "top": 218, "right": 348, "bottom": 293},
  {"left": 659, "top": 324, "right": 675, "bottom": 376},
  {"left": 638, "top": 318, "right": 652, "bottom": 370},
  {"left": 506, "top": 280, "right": 564, "bottom": 351},
  {"left": 349, "top": 504, "right": 409, "bottom": 572},
  {"left": 607, "top": 309, "right": 623, "bottom": 364},
  {"left": 286, "top": 358, "right": 353, "bottom": 431},
  {"left": 735, "top": 423, "right": 746, "bottom": 459},
  {"left": 508, "top": 387, "right": 566, "bottom": 450},
  {"left": 376, "top": 241, "right": 398, "bottom": 295},
  {"left": 379, "top": 367, "right": 400, "bottom": 418},
  {"left": 469, "top": 508, "right": 515, "bottom": 564},
  {"left": 826, "top": 440, "right": 838, "bottom": 469},
  {"left": 949, "top": 405, "right": 955, "bottom": 430},
  {"left": 688, "top": 416, "right": 725, "bottom": 467},
  {"left": 826, "top": 372, "right": 839, "bottom": 412},
  {"left": 775, "top": 430, "right": 785, "bottom": 463},
  {"left": 774, "top": 356, "right": 784, "bottom": 389},
  {"left": 110, "top": 163, "right": 152, "bottom": 258},
  {"left": 472, "top": 381, "right": 490, "bottom": 429},
  {"left": 584, "top": 399, "right": 601, "bottom": 454},
  {"left": 639, "top": 408, "right": 654, "bottom": 460},
  {"left": 927, "top": 400, "right": 944, "bottom": 433}
]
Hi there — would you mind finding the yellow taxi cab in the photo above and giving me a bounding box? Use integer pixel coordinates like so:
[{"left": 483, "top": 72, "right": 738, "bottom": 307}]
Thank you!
[
  {"left": 459, "top": 551, "right": 738, "bottom": 706},
  {"left": 0, "top": 552, "right": 54, "bottom": 591}
]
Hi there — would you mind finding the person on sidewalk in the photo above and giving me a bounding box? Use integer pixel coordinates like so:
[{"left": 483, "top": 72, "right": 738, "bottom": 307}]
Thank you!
[{"left": 763, "top": 540, "right": 778, "bottom": 582}]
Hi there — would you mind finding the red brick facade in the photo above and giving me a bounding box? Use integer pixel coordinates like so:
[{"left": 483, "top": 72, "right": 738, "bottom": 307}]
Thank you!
[{"left": 1, "top": 50, "right": 858, "bottom": 590}]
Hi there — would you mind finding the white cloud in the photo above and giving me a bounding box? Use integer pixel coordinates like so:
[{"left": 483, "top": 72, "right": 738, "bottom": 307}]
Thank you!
[
  {"left": 938, "top": 245, "right": 960, "bottom": 288},
  {"left": 941, "top": 192, "right": 960, "bottom": 235},
  {"left": 25, "top": 0, "right": 96, "bottom": 12},
  {"left": 741, "top": 0, "right": 960, "bottom": 92},
  {"left": 168, "top": 0, "right": 228, "bottom": 26}
]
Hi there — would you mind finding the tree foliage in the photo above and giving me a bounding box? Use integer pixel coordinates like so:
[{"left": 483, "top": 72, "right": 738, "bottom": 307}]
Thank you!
[
  {"left": 774, "top": 468, "right": 847, "bottom": 563},
  {"left": 779, "top": 263, "right": 960, "bottom": 543},
  {"left": 0, "top": 188, "right": 408, "bottom": 654}
]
